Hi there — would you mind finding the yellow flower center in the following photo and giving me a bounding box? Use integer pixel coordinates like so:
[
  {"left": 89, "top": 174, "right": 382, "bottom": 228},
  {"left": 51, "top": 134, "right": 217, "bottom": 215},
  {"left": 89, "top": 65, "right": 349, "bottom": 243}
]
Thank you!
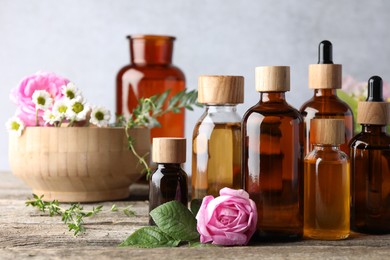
[
  {"left": 37, "top": 96, "right": 46, "bottom": 106},
  {"left": 58, "top": 105, "right": 67, "bottom": 113},
  {"left": 72, "top": 102, "right": 84, "bottom": 113},
  {"left": 11, "top": 121, "right": 20, "bottom": 131},
  {"left": 95, "top": 111, "right": 104, "bottom": 121},
  {"left": 66, "top": 90, "right": 75, "bottom": 99}
]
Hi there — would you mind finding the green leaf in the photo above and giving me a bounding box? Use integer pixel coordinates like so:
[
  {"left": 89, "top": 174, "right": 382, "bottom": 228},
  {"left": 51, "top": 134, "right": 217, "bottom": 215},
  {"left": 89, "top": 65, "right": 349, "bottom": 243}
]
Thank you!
[
  {"left": 150, "top": 201, "right": 199, "bottom": 241},
  {"left": 190, "top": 199, "right": 202, "bottom": 217},
  {"left": 119, "top": 226, "right": 180, "bottom": 248}
]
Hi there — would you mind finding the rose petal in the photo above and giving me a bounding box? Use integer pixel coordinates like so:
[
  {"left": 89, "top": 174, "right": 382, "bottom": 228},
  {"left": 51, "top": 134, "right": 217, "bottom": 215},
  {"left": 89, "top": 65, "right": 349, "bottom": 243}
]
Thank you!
[{"left": 220, "top": 188, "right": 250, "bottom": 199}]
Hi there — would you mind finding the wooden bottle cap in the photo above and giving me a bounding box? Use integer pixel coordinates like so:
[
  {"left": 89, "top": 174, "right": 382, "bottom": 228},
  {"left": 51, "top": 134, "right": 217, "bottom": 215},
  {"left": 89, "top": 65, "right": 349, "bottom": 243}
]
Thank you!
[
  {"left": 308, "top": 64, "right": 342, "bottom": 89},
  {"left": 152, "top": 138, "right": 186, "bottom": 163},
  {"left": 198, "top": 75, "right": 244, "bottom": 104},
  {"left": 357, "top": 102, "right": 390, "bottom": 125},
  {"left": 310, "top": 119, "right": 345, "bottom": 145},
  {"left": 255, "top": 66, "right": 290, "bottom": 92}
]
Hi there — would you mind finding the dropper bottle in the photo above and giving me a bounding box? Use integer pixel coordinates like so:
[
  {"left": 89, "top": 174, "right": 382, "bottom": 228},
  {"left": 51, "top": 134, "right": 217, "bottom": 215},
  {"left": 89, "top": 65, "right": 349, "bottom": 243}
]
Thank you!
[
  {"left": 350, "top": 76, "right": 390, "bottom": 234},
  {"left": 300, "top": 40, "right": 354, "bottom": 156}
]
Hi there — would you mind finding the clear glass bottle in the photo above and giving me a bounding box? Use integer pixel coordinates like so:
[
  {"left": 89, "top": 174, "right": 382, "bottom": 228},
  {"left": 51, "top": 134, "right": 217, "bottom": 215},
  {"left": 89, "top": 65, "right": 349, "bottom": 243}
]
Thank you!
[
  {"left": 350, "top": 76, "right": 390, "bottom": 233},
  {"left": 149, "top": 138, "right": 188, "bottom": 225},
  {"left": 192, "top": 76, "right": 244, "bottom": 199},
  {"left": 304, "top": 119, "right": 350, "bottom": 240},
  {"left": 242, "top": 66, "right": 304, "bottom": 240},
  {"left": 300, "top": 40, "right": 354, "bottom": 156},
  {"left": 116, "top": 35, "right": 185, "bottom": 139}
]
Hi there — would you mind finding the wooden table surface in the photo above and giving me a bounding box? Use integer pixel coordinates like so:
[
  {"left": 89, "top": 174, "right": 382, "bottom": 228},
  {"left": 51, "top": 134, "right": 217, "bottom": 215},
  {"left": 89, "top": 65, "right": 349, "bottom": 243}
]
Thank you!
[{"left": 1, "top": 171, "right": 390, "bottom": 260}]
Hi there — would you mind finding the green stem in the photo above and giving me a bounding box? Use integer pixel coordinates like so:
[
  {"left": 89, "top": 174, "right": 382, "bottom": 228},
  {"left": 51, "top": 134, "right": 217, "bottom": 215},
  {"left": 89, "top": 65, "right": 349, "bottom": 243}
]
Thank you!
[{"left": 125, "top": 125, "right": 152, "bottom": 179}]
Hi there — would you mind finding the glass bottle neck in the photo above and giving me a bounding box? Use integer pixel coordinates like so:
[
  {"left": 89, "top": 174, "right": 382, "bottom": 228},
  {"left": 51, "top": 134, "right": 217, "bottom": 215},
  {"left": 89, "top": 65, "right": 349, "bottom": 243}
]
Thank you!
[
  {"left": 205, "top": 105, "right": 237, "bottom": 113},
  {"left": 157, "top": 163, "right": 182, "bottom": 170},
  {"left": 361, "top": 125, "right": 387, "bottom": 134},
  {"left": 313, "top": 144, "right": 340, "bottom": 151},
  {"left": 260, "top": 92, "right": 287, "bottom": 102},
  {"left": 128, "top": 35, "right": 174, "bottom": 65},
  {"left": 314, "top": 89, "right": 337, "bottom": 97}
]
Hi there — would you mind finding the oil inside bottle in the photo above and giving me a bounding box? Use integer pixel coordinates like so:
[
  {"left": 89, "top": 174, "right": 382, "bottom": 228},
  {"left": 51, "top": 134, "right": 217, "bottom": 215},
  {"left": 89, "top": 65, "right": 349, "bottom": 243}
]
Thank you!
[
  {"left": 192, "top": 122, "right": 241, "bottom": 198},
  {"left": 304, "top": 147, "right": 350, "bottom": 240}
]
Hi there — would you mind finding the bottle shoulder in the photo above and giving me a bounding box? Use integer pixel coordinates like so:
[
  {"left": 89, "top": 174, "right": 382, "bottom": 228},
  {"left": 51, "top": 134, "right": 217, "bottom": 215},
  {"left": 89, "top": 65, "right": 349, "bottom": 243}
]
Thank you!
[
  {"left": 300, "top": 95, "right": 353, "bottom": 116},
  {"left": 350, "top": 131, "right": 390, "bottom": 149},
  {"left": 152, "top": 167, "right": 188, "bottom": 179},
  {"left": 243, "top": 102, "right": 303, "bottom": 122},
  {"left": 305, "top": 148, "right": 349, "bottom": 163}
]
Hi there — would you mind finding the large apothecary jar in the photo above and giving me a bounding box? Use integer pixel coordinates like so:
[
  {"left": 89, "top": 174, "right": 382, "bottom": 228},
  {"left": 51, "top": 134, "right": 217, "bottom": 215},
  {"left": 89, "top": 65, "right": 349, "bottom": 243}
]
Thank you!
[{"left": 116, "top": 35, "right": 185, "bottom": 138}]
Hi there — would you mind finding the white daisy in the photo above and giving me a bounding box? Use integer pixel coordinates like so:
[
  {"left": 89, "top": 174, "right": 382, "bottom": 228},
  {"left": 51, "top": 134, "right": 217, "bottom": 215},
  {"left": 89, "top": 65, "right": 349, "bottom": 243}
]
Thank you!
[
  {"left": 6, "top": 116, "right": 25, "bottom": 136},
  {"left": 52, "top": 99, "right": 69, "bottom": 119},
  {"left": 32, "top": 90, "right": 53, "bottom": 110},
  {"left": 66, "top": 96, "right": 90, "bottom": 121},
  {"left": 62, "top": 82, "right": 82, "bottom": 100},
  {"left": 43, "top": 110, "right": 58, "bottom": 125},
  {"left": 89, "top": 106, "right": 111, "bottom": 127}
]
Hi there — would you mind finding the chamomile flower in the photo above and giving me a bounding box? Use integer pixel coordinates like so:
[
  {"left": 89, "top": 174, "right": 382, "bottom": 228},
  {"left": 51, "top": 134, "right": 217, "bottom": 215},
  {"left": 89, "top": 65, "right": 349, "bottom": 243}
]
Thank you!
[
  {"left": 66, "top": 96, "right": 90, "bottom": 121},
  {"left": 43, "top": 110, "right": 58, "bottom": 125},
  {"left": 62, "top": 82, "right": 81, "bottom": 100},
  {"left": 52, "top": 99, "right": 69, "bottom": 119},
  {"left": 89, "top": 106, "right": 111, "bottom": 127},
  {"left": 32, "top": 90, "right": 53, "bottom": 110},
  {"left": 6, "top": 116, "right": 25, "bottom": 136}
]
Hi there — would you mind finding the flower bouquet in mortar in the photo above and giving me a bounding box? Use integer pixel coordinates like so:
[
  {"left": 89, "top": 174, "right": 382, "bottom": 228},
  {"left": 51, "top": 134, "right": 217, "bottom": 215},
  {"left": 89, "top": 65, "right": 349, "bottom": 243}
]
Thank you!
[{"left": 7, "top": 71, "right": 199, "bottom": 202}]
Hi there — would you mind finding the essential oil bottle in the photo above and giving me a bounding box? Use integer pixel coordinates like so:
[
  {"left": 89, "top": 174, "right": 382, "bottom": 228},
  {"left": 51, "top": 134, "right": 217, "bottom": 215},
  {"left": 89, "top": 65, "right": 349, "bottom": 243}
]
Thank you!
[
  {"left": 304, "top": 119, "right": 350, "bottom": 240},
  {"left": 350, "top": 76, "right": 390, "bottom": 233},
  {"left": 300, "top": 40, "right": 354, "bottom": 156},
  {"left": 192, "top": 75, "right": 244, "bottom": 199},
  {"left": 242, "top": 66, "right": 304, "bottom": 240},
  {"left": 149, "top": 138, "right": 188, "bottom": 225}
]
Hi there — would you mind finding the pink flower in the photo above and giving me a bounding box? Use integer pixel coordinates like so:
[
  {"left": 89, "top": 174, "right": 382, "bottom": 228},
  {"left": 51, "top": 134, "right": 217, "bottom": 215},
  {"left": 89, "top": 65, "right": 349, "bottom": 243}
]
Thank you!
[
  {"left": 196, "top": 188, "right": 257, "bottom": 246},
  {"left": 10, "top": 71, "right": 69, "bottom": 126}
]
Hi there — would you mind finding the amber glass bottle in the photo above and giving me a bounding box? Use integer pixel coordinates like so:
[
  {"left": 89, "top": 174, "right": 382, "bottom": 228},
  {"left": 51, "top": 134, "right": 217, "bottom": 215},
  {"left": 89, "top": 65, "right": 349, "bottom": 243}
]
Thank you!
[
  {"left": 149, "top": 138, "right": 188, "bottom": 225},
  {"left": 304, "top": 119, "right": 350, "bottom": 240},
  {"left": 192, "top": 76, "right": 244, "bottom": 199},
  {"left": 350, "top": 76, "right": 390, "bottom": 234},
  {"left": 300, "top": 40, "right": 353, "bottom": 156},
  {"left": 116, "top": 35, "right": 185, "bottom": 138},
  {"left": 243, "top": 66, "right": 304, "bottom": 240}
]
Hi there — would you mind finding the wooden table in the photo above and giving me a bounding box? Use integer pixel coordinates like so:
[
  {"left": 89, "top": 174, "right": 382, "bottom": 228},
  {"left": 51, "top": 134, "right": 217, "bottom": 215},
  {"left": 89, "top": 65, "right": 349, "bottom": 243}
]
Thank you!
[{"left": 1, "top": 171, "right": 389, "bottom": 260}]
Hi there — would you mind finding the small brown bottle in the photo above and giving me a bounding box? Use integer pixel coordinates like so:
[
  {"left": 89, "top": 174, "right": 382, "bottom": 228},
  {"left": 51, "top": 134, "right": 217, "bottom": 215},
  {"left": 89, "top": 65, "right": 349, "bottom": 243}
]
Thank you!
[
  {"left": 304, "top": 119, "right": 350, "bottom": 240},
  {"left": 192, "top": 75, "right": 244, "bottom": 199},
  {"left": 300, "top": 40, "right": 354, "bottom": 156},
  {"left": 149, "top": 138, "right": 188, "bottom": 225},
  {"left": 350, "top": 76, "right": 390, "bottom": 233},
  {"left": 242, "top": 66, "right": 304, "bottom": 240}
]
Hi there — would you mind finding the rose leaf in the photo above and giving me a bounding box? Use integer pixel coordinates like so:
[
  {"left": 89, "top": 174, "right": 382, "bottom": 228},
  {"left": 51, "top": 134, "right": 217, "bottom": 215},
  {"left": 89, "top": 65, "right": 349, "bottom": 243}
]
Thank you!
[
  {"left": 150, "top": 201, "right": 199, "bottom": 241},
  {"left": 119, "top": 226, "right": 180, "bottom": 248}
]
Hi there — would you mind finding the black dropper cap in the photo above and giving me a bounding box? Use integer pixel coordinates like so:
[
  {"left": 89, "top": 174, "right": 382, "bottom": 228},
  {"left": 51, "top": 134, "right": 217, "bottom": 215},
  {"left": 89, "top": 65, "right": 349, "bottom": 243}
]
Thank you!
[
  {"left": 318, "top": 40, "right": 333, "bottom": 64},
  {"left": 367, "top": 76, "right": 383, "bottom": 102}
]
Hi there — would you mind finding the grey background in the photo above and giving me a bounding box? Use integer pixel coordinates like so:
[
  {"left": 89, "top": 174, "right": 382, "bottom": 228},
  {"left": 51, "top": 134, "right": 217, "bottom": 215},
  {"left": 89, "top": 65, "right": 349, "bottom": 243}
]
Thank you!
[{"left": 1, "top": 0, "right": 389, "bottom": 172}]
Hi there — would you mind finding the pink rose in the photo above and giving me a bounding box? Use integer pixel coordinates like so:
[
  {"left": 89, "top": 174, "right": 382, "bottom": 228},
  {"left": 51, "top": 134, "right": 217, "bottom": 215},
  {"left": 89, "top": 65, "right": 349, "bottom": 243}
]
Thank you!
[
  {"left": 196, "top": 188, "right": 257, "bottom": 246},
  {"left": 10, "top": 71, "right": 68, "bottom": 126}
]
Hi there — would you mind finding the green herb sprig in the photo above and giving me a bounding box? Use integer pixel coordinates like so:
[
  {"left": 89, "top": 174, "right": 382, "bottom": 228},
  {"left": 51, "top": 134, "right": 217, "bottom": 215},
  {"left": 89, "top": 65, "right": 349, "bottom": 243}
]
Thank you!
[
  {"left": 119, "top": 200, "right": 213, "bottom": 248},
  {"left": 26, "top": 194, "right": 135, "bottom": 236},
  {"left": 120, "top": 89, "right": 201, "bottom": 178}
]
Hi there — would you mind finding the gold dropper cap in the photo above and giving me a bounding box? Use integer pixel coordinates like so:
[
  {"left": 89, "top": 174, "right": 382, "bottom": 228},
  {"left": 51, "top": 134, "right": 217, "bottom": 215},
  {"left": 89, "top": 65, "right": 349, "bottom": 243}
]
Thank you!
[
  {"left": 310, "top": 119, "right": 345, "bottom": 145},
  {"left": 152, "top": 138, "right": 186, "bottom": 163},
  {"left": 255, "top": 66, "right": 290, "bottom": 92},
  {"left": 198, "top": 75, "right": 244, "bottom": 104},
  {"left": 357, "top": 76, "right": 390, "bottom": 125},
  {"left": 308, "top": 40, "right": 342, "bottom": 89}
]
